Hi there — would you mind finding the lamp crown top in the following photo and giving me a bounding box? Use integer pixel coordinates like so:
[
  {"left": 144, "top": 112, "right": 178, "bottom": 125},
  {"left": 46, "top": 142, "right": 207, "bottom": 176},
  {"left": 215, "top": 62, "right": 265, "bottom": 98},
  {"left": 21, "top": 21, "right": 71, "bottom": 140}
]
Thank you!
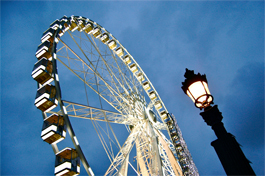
[
  {"left": 184, "top": 68, "right": 198, "bottom": 79},
  {"left": 184, "top": 68, "right": 205, "bottom": 79},
  {"left": 183, "top": 68, "right": 206, "bottom": 82}
]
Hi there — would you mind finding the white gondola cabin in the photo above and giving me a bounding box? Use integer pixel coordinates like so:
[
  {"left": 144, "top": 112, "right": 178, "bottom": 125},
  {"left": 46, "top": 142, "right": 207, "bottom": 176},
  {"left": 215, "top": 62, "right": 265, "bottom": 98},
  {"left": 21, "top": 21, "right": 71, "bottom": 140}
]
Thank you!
[
  {"left": 62, "top": 21, "right": 70, "bottom": 33},
  {"left": 84, "top": 22, "right": 93, "bottom": 34},
  {"left": 55, "top": 148, "right": 80, "bottom": 176},
  {"left": 35, "top": 84, "right": 58, "bottom": 112},
  {"left": 100, "top": 33, "right": 109, "bottom": 43},
  {"left": 142, "top": 81, "right": 151, "bottom": 91},
  {"left": 123, "top": 55, "right": 132, "bottom": 65},
  {"left": 136, "top": 72, "right": 145, "bottom": 82},
  {"left": 115, "top": 47, "right": 124, "bottom": 57},
  {"left": 77, "top": 19, "right": 86, "bottom": 32},
  {"left": 59, "top": 17, "right": 70, "bottom": 33},
  {"left": 48, "top": 20, "right": 65, "bottom": 38},
  {"left": 108, "top": 39, "right": 117, "bottom": 50},
  {"left": 50, "top": 19, "right": 61, "bottom": 30},
  {"left": 32, "top": 57, "right": 54, "bottom": 85},
  {"left": 60, "top": 16, "right": 68, "bottom": 22},
  {"left": 69, "top": 19, "right": 78, "bottom": 32},
  {"left": 148, "top": 90, "right": 157, "bottom": 101},
  {"left": 41, "top": 114, "right": 66, "bottom": 144},
  {"left": 92, "top": 27, "right": 101, "bottom": 38},
  {"left": 154, "top": 100, "right": 162, "bottom": 110},
  {"left": 35, "top": 41, "right": 53, "bottom": 60},
  {"left": 41, "top": 28, "right": 56, "bottom": 43},
  {"left": 129, "top": 63, "right": 138, "bottom": 73},
  {"left": 160, "top": 110, "right": 167, "bottom": 120}
]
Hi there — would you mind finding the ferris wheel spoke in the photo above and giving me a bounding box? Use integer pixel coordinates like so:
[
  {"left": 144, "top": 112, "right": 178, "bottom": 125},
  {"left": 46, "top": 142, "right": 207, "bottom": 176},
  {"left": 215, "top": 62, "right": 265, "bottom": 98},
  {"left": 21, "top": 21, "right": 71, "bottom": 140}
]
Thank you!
[
  {"left": 48, "top": 100, "right": 137, "bottom": 125},
  {"left": 56, "top": 43, "right": 131, "bottom": 115},
  {"left": 50, "top": 100, "right": 167, "bottom": 130},
  {"left": 104, "top": 124, "right": 141, "bottom": 176},
  {"left": 91, "top": 119, "right": 119, "bottom": 162}
]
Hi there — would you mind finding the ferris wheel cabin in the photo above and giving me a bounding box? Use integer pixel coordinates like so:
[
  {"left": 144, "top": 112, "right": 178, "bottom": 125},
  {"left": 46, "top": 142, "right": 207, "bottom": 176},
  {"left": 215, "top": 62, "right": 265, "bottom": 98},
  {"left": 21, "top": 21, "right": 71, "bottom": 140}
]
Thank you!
[
  {"left": 154, "top": 100, "right": 162, "bottom": 110},
  {"left": 55, "top": 148, "right": 80, "bottom": 176},
  {"left": 41, "top": 114, "right": 66, "bottom": 144},
  {"left": 69, "top": 18, "right": 79, "bottom": 32},
  {"left": 76, "top": 19, "right": 86, "bottom": 32},
  {"left": 50, "top": 19, "right": 61, "bottom": 30},
  {"left": 83, "top": 21, "right": 94, "bottom": 34},
  {"left": 35, "top": 41, "right": 53, "bottom": 60},
  {"left": 136, "top": 72, "right": 144, "bottom": 82},
  {"left": 148, "top": 90, "right": 157, "bottom": 101},
  {"left": 92, "top": 27, "right": 101, "bottom": 38},
  {"left": 123, "top": 55, "right": 132, "bottom": 65},
  {"left": 115, "top": 47, "right": 124, "bottom": 57},
  {"left": 34, "top": 84, "right": 58, "bottom": 112},
  {"left": 32, "top": 57, "right": 54, "bottom": 85},
  {"left": 41, "top": 28, "right": 56, "bottom": 43},
  {"left": 100, "top": 33, "right": 110, "bottom": 43},
  {"left": 108, "top": 39, "right": 117, "bottom": 50}
]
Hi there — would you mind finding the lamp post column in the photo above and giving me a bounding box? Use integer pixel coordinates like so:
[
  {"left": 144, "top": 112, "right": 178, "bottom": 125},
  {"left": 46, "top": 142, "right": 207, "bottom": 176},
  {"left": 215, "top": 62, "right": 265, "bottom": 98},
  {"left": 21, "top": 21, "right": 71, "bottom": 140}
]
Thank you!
[{"left": 200, "top": 105, "right": 255, "bottom": 175}]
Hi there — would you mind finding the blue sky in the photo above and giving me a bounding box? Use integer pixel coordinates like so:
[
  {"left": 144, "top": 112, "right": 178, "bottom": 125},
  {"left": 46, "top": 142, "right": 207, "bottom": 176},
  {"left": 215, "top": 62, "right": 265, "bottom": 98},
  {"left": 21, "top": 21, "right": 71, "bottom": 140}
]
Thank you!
[{"left": 1, "top": 1, "right": 264, "bottom": 175}]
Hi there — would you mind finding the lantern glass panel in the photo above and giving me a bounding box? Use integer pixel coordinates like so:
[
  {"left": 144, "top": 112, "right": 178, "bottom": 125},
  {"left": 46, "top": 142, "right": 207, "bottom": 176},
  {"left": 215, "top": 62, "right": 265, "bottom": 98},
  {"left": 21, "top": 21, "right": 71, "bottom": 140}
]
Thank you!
[
  {"left": 203, "top": 81, "right": 211, "bottom": 94},
  {"left": 187, "top": 90, "right": 195, "bottom": 103},
  {"left": 187, "top": 81, "right": 208, "bottom": 101}
]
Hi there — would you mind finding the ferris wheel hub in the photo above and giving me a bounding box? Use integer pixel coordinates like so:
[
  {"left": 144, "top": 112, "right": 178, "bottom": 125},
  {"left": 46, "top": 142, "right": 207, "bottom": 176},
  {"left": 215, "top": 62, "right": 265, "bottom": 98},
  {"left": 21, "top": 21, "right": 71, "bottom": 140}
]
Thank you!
[{"left": 145, "top": 106, "right": 157, "bottom": 124}]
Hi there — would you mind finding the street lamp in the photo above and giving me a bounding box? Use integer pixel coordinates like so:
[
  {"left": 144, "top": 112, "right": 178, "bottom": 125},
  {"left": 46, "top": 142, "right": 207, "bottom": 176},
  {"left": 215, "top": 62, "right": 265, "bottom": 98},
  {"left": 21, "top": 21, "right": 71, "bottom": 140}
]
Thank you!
[{"left": 181, "top": 68, "right": 255, "bottom": 175}]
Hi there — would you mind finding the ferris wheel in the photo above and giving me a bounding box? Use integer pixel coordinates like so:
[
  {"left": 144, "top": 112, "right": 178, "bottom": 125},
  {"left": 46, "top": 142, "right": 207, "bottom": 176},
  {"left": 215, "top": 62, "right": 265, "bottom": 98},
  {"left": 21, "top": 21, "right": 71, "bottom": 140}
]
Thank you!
[{"left": 32, "top": 15, "right": 199, "bottom": 176}]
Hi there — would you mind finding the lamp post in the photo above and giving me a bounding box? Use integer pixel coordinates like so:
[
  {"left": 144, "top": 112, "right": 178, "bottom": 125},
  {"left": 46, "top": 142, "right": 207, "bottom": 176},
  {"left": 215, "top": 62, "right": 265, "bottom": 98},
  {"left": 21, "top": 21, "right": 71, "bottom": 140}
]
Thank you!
[{"left": 181, "top": 68, "right": 255, "bottom": 175}]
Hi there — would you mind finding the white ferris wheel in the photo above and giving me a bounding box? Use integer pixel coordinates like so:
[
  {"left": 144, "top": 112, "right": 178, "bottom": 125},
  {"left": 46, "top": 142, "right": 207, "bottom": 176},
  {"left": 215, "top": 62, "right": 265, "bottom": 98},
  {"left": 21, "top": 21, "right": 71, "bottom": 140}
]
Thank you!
[{"left": 32, "top": 15, "right": 199, "bottom": 176}]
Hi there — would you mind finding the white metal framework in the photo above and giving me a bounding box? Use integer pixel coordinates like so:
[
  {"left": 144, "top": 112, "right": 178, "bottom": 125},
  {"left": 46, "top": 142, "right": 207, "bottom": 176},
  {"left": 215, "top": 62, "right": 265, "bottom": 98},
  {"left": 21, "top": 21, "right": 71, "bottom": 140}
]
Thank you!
[{"left": 33, "top": 15, "right": 199, "bottom": 176}]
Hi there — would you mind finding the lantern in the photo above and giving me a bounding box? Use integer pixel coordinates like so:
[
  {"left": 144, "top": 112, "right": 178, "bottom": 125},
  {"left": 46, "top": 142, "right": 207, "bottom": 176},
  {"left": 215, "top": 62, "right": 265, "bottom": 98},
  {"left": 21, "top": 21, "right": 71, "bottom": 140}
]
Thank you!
[{"left": 181, "top": 68, "right": 213, "bottom": 110}]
